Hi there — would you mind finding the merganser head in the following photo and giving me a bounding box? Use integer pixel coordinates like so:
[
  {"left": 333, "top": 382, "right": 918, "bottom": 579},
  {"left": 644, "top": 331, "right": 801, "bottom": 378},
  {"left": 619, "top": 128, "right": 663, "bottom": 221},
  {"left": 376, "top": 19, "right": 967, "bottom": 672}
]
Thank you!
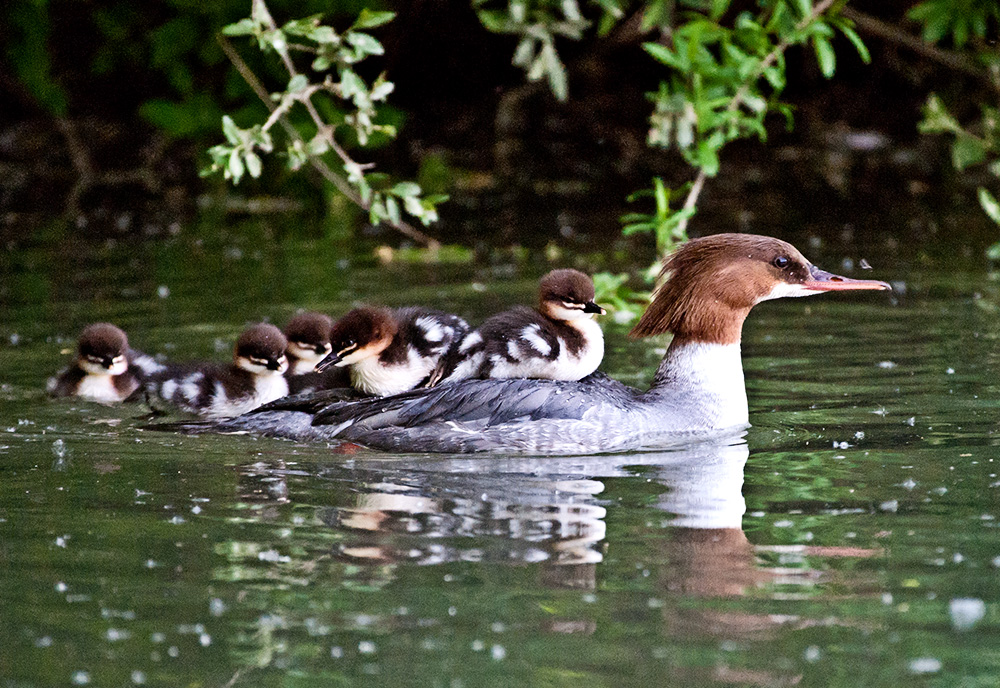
[
  {"left": 318, "top": 307, "right": 398, "bottom": 370},
  {"left": 77, "top": 323, "right": 130, "bottom": 376},
  {"left": 235, "top": 323, "right": 289, "bottom": 376},
  {"left": 284, "top": 312, "right": 334, "bottom": 369},
  {"left": 630, "top": 233, "right": 891, "bottom": 344},
  {"left": 538, "top": 269, "right": 607, "bottom": 322}
]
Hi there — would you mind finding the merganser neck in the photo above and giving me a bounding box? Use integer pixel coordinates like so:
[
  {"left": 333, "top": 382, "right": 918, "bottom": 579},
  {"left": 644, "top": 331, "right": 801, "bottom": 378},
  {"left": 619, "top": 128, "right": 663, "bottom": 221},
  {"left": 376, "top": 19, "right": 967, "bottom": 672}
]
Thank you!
[{"left": 646, "top": 338, "right": 748, "bottom": 431}]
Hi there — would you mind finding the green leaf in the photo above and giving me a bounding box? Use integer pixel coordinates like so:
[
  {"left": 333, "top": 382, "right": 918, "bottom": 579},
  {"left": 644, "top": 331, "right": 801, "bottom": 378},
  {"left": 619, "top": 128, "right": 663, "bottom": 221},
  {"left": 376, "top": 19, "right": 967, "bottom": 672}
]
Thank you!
[
  {"left": 339, "top": 70, "right": 366, "bottom": 99},
  {"left": 979, "top": 188, "right": 1000, "bottom": 226},
  {"left": 282, "top": 15, "right": 321, "bottom": 36},
  {"left": 541, "top": 42, "right": 568, "bottom": 101},
  {"left": 245, "top": 151, "right": 262, "bottom": 178},
  {"left": 228, "top": 150, "right": 245, "bottom": 182},
  {"left": 710, "top": 0, "right": 731, "bottom": 20},
  {"left": 918, "top": 94, "right": 961, "bottom": 133},
  {"left": 288, "top": 74, "right": 309, "bottom": 94},
  {"left": 222, "top": 115, "right": 242, "bottom": 145},
  {"left": 310, "top": 26, "right": 339, "bottom": 45},
  {"left": 346, "top": 31, "right": 384, "bottom": 56},
  {"left": 838, "top": 24, "right": 870, "bottom": 64},
  {"left": 222, "top": 18, "right": 257, "bottom": 36},
  {"left": 385, "top": 196, "right": 401, "bottom": 225},
  {"left": 391, "top": 182, "right": 422, "bottom": 197},
  {"left": 791, "top": 0, "right": 811, "bottom": 20},
  {"left": 353, "top": 9, "right": 396, "bottom": 30},
  {"left": 813, "top": 35, "right": 835, "bottom": 78},
  {"left": 643, "top": 42, "right": 685, "bottom": 71},
  {"left": 952, "top": 135, "right": 986, "bottom": 170},
  {"left": 477, "top": 10, "right": 511, "bottom": 33}
]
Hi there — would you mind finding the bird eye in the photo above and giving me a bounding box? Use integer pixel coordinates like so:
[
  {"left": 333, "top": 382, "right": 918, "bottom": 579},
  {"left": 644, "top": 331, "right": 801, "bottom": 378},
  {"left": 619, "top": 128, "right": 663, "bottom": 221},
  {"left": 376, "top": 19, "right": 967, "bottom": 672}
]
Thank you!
[{"left": 772, "top": 256, "right": 790, "bottom": 269}]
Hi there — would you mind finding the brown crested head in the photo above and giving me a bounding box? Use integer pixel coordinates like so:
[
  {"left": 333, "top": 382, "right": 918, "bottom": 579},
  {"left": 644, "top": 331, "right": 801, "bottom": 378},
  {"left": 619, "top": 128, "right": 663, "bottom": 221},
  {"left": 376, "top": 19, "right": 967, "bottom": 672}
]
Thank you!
[
  {"left": 235, "top": 323, "right": 288, "bottom": 364},
  {"left": 284, "top": 312, "right": 333, "bottom": 352},
  {"left": 78, "top": 323, "right": 129, "bottom": 363},
  {"left": 329, "top": 307, "right": 398, "bottom": 354},
  {"left": 630, "top": 233, "right": 889, "bottom": 344}
]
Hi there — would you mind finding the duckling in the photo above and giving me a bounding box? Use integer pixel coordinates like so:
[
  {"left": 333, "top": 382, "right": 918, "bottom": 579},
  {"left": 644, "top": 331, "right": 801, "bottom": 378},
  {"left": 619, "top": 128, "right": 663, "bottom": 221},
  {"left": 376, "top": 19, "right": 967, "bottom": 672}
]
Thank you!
[
  {"left": 146, "top": 323, "right": 289, "bottom": 419},
  {"left": 284, "top": 311, "right": 334, "bottom": 375},
  {"left": 445, "top": 269, "right": 606, "bottom": 382},
  {"left": 317, "top": 307, "right": 469, "bottom": 397},
  {"left": 47, "top": 323, "right": 147, "bottom": 402}
]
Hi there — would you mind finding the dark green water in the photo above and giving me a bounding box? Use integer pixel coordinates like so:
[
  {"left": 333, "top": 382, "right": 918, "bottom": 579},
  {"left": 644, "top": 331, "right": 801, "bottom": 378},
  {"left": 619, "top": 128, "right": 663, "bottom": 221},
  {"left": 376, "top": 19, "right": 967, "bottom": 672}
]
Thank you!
[{"left": 3, "top": 237, "right": 1000, "bottom": 687}]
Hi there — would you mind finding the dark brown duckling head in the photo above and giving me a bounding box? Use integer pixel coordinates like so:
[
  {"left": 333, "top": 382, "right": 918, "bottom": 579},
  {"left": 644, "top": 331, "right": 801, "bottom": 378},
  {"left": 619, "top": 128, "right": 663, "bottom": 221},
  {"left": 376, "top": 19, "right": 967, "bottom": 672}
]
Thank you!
[
  {"left": 317, "top": 307, "right": 398, "bottom": 370},
  {"left": 538, "top": 269, "right": 606, "bottom": 321},
  {"left": 235, "top": 323, "right": 289, "bottom": 374}
]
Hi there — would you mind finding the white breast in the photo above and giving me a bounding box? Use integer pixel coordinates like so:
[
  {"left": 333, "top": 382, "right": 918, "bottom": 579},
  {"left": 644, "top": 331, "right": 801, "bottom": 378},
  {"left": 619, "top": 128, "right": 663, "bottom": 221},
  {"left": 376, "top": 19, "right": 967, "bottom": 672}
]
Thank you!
[
  {"left": 351, "top": 348, "right": 436, "bottom": 396},
  {"left": 76, "top": 374, "right": 127, "bottom": 403}
]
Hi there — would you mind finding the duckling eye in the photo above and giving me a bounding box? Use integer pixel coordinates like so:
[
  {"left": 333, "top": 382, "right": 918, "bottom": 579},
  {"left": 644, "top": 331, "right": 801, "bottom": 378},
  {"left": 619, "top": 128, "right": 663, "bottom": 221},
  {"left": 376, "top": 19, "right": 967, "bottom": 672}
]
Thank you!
[{"left": 772, "top": 256, "right": 790, "bottom": 269}]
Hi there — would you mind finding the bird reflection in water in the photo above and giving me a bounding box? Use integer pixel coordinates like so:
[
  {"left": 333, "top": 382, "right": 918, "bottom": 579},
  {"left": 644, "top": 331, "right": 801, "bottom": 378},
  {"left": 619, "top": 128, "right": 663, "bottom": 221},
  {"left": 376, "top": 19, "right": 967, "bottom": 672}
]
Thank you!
[{"left": 235, "top": 437, "right": 879, "bottom": 685}]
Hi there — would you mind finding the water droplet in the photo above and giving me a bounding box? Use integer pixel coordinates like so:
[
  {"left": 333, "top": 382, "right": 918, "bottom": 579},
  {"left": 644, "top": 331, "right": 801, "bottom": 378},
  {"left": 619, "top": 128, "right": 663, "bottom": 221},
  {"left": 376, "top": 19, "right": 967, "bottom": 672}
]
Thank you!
[
  {"left": 908, "top": 658, "right": 942, "bottom": 674},
  {"left": 949, "top": 598, "right": 985, "bottom": 631}
]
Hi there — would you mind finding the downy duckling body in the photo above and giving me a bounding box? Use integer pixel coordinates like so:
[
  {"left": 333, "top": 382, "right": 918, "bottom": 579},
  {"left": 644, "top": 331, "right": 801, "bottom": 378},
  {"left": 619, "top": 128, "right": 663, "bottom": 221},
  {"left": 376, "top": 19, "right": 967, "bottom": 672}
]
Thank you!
[
  {"left": 446, "top": 269, "right": 606, "bottom": 383},
  {"left": 147, "top": 323, "right": 289, "bottom": 419}
]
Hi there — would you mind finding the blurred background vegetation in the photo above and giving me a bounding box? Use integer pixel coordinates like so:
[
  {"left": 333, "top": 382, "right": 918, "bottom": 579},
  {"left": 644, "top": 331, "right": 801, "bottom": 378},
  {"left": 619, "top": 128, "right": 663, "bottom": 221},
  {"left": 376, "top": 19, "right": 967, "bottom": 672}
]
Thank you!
[{"left": 1, "top": 0, "right": 997, "bottom": 263}]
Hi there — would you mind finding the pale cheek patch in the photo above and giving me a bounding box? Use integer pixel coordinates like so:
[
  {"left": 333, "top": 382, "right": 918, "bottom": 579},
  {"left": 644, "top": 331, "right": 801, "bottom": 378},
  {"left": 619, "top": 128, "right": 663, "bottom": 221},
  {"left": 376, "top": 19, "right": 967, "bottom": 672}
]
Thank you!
[{"left": 757, "top": 282, "right": 822, "bottom": 302}]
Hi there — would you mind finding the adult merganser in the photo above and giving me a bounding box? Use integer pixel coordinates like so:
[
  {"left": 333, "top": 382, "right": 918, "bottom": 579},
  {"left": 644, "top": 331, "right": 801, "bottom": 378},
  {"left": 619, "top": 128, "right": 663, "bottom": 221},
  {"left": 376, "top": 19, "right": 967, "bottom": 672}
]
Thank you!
[
  {"left": 47, "top": 323, "right": 151, "bottom": 402},
  {"left": 283, "top": 312, "right": 334, "bottom": 375},
  {"left": 147, "top": 323, "right": 290, "bottom": 419},
  {"left": 316, "top": 306, "right": 469, "bottom": 396},
  {"left": 190, "top": 234, "right": 891, "bottom": 453},
  {"left": 445, "top": 269, "right": 606, "bottom": 382}
]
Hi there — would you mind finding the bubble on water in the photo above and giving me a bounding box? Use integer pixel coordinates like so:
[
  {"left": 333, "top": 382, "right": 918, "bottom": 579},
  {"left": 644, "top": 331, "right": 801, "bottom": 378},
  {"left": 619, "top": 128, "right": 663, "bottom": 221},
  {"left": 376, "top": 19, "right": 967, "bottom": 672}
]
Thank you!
[
  {"left": 949, "top": 598, "right": 985, "bottom": 631},
  {"left": 131, "top": 671, "right": 146, "bottom": 685},
  {"left": 358, "top": 640, "right": 376, "bottom": 654},
  {"left": 906, "top": 417, "right": 916, "bottom": 426},
  {"left": 330, "top": 646, "right": 343, "bottom": 658},
  {"left": 199, "top": 634, "right": 211, "bottom": 647},
  {"left": 491, "top": 644, "right": 506, "bottom": 661},
  {"left": 55, "top": 581, "right": 68, "bottom": 593},
  {"left": 901, "top": 479, "right": 917, "bottom": 490},
  {"left": 854, "top": 431, "right": 865, "bottom": 440},
  {"left": 908, "top": 658, "right": 942, "bottom": 674},
  {"left": 880, "top": 500, "right": 899, "bottom": 513},
  {"left": 34, "top": 636, "right": 53, "bottom": 648},
  {"left": 258, "top": 549, "right": 290, "bottom": 563},
  {"left": 945, "top": 368, "right": 955, "bottom": 375},
  {"left": 157, "top": 285, "right": 170, "bottom": 299},
  {"left": 877, "top": 361, "right": 896, "bottom": 369},
  {"left": 774, "top": 520, "right": 794, "bottom": 528},
  {"left": 804, "top": 646, "right": 821, "bottom": 662},
  {"left": 71, "top": 671, "right": 90, "bottom": 685},
  {"left": 106, "top": 628, "right": 130, "bottom": 642},
  {"left": 209, "top": 598, "right": 227, "bottom": 617}
]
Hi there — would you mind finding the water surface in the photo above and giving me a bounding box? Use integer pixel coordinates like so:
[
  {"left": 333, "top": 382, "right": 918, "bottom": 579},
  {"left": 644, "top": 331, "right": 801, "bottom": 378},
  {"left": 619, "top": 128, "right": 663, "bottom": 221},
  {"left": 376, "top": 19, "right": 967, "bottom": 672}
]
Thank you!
[{"left": 2, "top": 238, "right": 999, "bottom": 687}]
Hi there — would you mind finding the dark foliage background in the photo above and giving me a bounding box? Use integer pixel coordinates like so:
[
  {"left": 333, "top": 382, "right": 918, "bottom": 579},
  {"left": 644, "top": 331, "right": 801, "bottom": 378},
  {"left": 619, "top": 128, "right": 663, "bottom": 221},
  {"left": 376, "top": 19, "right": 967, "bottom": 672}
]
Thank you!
[{"left": 1, "top": 0, "right": 996, "bottom": 254}]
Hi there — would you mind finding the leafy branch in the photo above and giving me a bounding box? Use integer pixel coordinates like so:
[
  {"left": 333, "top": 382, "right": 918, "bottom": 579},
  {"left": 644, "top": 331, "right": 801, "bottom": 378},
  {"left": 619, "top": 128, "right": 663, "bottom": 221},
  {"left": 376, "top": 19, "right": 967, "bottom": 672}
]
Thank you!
[{"left": 204, "top": 0, "right": 444, "bottom": 246}]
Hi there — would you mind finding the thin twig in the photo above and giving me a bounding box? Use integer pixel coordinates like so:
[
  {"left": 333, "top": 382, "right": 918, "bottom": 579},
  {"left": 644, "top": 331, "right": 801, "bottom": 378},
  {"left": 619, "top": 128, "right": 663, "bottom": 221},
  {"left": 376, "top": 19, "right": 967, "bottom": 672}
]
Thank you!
[
  {"left": 216, "top": 27, "right": 438, "bottom": 246},
  {"left": 673, "top": 0, "right": 837, "bottom": 242},
  {"left": 842, "top": 7, "right": 992, "bottom": 87}
]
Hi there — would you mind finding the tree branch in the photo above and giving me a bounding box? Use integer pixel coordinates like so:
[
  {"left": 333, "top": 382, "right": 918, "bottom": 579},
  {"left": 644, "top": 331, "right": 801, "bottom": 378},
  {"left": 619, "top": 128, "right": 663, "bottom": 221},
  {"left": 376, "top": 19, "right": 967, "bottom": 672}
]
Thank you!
[
  {"left": 216, "top": 31, "right": 439, "bottom": 247},
  {"left": 673, "top": 0, "right": 838, "bottom": 243},
  {"left": 842, "top": 7, "right": 993, "bottom": 88}
]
